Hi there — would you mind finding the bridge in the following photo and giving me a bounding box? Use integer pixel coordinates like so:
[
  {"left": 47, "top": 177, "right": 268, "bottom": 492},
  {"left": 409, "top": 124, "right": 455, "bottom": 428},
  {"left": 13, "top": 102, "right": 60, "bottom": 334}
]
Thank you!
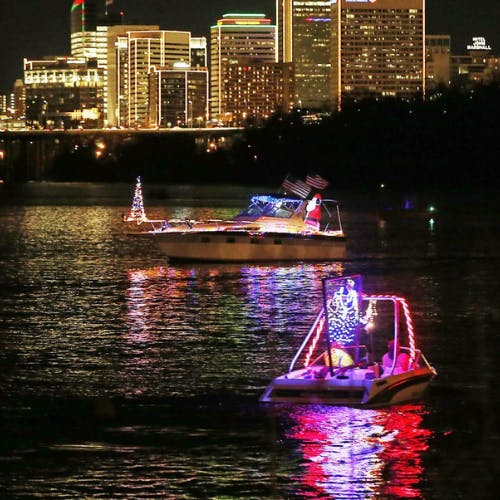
[{"left": 0, "top": 128, "right": 244, "bottom": 182}]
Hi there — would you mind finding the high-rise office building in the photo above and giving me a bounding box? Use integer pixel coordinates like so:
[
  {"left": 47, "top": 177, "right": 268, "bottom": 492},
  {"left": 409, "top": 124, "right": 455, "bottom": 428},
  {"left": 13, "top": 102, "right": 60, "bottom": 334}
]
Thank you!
[
  {"left": 95, "top": 24, "right": 159, "bottom": 126},
  {"left": 0, "top": 94, "right": 7, "bottom": 117},
  {"left": 276, "top": 1, "right": 332, "bottom": 109},
  {"left": 426, "top": 35, "right": 451, "bottom": 91},
  {"left": 331, "top": 0, "right": 425, "bottom": 109},
  {"left": 71, "top": 0, "right": 98, "bottom": 59},
  {"left": 24, "top": 57, "right": 103, "bottom": 128},
  {"left": 71, "top": 0, "right": 126, "bottom": 60},
  {"left": 12, "top": 79, "right": 25, "bottom": 119},
  {"left": 190, "top": 37, "right": 208, "bottom": 68},
  {"left": 116, "top": 35, "right": 130, "bottom": 126},
  {"left": 149, "top": 65, "right": 209, "bottom": 128},
  {"left": 210, "top": 13, "right": 276, "bottom": 120},
  {"left": 223, "top": 60, "right": 294, "bottom": 125},
  {"left": 126, "top": 31, "right": 191, "bottom": 127}
]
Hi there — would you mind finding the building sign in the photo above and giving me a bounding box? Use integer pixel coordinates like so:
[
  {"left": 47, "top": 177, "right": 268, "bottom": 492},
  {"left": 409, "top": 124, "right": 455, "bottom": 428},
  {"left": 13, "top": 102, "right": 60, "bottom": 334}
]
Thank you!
[{"left": 467, "top": 37, "right": 492, "bottom": 51}]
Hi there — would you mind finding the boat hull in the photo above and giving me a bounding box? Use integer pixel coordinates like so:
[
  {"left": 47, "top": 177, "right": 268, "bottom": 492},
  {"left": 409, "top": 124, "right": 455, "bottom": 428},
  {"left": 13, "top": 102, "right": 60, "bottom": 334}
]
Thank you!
[
  {"left": 260, "top": 366, "right": 435, "bottom": 407},
  {"left": 132, "top": 231, "right": 346, "bottom": 262}
]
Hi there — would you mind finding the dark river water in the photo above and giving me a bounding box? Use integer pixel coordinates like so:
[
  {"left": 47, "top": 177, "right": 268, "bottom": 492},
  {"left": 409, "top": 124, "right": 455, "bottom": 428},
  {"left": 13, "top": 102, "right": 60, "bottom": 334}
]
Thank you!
[{"left": 0, "top": 182, "right": 499, "bottom": 499}]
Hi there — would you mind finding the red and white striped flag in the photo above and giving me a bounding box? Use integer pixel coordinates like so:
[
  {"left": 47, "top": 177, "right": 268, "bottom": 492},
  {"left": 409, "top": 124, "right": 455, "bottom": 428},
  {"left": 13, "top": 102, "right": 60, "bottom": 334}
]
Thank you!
[
  {"left": 305, "top": 173, "right": 329, "bottom": 190},
  {"left": 281, "top": 175, "right": 312, "bottom": 199}
]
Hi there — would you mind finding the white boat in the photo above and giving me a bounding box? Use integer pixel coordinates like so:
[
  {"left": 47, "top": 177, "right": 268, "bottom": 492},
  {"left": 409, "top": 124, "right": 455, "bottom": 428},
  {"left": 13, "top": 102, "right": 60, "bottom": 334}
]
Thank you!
[
  {"left": 124, "top": 176, "right": 346, "bottom": 262},
  {"left": 260, "top": 275, "right": 437, "bottom": 407}
]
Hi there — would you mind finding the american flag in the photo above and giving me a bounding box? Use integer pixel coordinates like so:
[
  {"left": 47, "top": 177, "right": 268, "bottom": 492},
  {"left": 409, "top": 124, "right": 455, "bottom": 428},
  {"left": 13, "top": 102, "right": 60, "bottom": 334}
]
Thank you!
[
  {"left": 305, "top": 173, "right": 329, "bottom": 190},
  {"left": 281, "top": 175, "right": 312, "bottom": 199}
]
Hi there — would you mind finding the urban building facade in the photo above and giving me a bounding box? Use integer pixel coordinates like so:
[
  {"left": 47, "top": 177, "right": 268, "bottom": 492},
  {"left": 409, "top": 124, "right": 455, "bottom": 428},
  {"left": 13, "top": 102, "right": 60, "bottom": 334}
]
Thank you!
[
  {"left": 276, "top": 0, "right": 332, "bottom": 109},
  {"left": 190, "top": 37, "right": 208, "bottom": 68},
  {"left": 0, "top": 94, "right": 6, "bottom": 117},
  {"left": 126, "top": 30, "right": 191, "bottom": 127},
  {"left": 451, "top": 37, "right": 500, "bottom": 87},
  {"left": 149, "top": 65, "right": 209, "bottom": 127},
  {"left": 12, "top": 79, "right": 25, "bottom": 119},
  {"left": 331, "top": 0, "right": 425, "bottom": 109},
  {"left": 223, "top": 61, "right": 294, "bottom": 125},
  {"left": 95, "top": 24, "right": 159, "bottom": 127},
  {"left": 9, "top": 0, "right": 497, "bottom": 132},
  {"left": 24, "top": 57, "right": 104, "bottom": 128},
  {"left": 210, "top": 13, "right": 276, "bottom": 121},
  {"left": 71, "top": 0, "right": 98, "bottom": 59},
  {"left": 426, "top": 35, "right": 451, "bottom": 90}
]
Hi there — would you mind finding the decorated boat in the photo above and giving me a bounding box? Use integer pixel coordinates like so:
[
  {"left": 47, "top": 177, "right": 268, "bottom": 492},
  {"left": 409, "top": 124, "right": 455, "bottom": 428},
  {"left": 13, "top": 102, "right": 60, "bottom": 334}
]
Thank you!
[
  {"left": 260, "top": 275, "right": 437, "bottom": 407},
  {"left": 124, "top": 175, "right": 346, "bottom": 262}
]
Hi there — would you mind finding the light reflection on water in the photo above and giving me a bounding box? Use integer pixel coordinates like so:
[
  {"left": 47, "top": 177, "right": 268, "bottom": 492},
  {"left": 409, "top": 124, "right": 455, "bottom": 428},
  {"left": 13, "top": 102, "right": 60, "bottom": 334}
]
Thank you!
[
  {"left": 0, "top": 184, "right": 499, "bottom": 498},
  {"left": 279, "top": 404, "right": 430, "bottom": 499},
  {"left": 124, "top": 263, "right": 345, "bottom": 398}
]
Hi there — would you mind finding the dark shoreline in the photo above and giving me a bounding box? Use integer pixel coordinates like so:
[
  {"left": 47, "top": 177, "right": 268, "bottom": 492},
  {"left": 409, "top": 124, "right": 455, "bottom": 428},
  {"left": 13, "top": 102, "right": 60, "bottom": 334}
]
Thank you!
[{"left": 1, "top": 83, "right": 499, "bottom": 189}]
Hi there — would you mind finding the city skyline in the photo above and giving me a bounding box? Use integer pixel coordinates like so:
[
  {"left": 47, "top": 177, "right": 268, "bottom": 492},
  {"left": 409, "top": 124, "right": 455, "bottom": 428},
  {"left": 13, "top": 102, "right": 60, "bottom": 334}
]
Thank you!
[{"left": 0, "top": 0, "right": 498, "bottom": 92}]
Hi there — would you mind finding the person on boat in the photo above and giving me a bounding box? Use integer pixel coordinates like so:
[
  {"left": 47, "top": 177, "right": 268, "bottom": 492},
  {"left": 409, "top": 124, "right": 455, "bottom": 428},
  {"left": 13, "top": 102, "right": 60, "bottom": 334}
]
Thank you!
[
  {"left": 323, "top": 342, "right": 354, "bottom": 368},
  {"left": 382, "top": 340, "right": 410, "bottom": 376},
  {"left": 305, "top": 193, "right": 322, "bottom": 230}
]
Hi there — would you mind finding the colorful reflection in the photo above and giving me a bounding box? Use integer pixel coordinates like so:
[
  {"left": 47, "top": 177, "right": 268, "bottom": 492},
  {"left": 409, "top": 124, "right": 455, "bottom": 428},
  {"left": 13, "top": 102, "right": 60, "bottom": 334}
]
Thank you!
[
  {"left": 126, "top": 266, "right": 196, "bottom": 342},
  {"left": 239, "top": 262, "right": 344, "bottom": 324},
  {"left": 124, "top": 263, "right": 345, "bottom": 397},
  {"left": 283, "top": 404, "right": 431, "bottom": 498},
  {"left": 126, "top": 263, "right": 345, "bottom": 340}
]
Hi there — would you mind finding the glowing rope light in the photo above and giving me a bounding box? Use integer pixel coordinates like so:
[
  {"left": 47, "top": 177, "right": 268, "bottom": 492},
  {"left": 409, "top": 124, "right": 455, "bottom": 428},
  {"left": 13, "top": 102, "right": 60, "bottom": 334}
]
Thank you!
[
  {"left": 360, "top": 299, "right": 377, "bottom": 328},
  {"left": 362, "top": 294, "right": 416, "bottom": 365},
  {"left": 304, "top": 313, "right": 325, "bottom": 367},
  {"left": 296, "top": 280, "right": 416, "bottom": 371},
  {"left": 399, "top": 297, "right": 416, "bottom": 366}
]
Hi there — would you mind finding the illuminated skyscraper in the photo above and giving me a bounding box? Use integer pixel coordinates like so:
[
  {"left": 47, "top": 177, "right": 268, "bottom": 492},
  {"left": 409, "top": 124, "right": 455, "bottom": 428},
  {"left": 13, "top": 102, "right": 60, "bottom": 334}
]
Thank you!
[
  {"left": 331, "top": 0, "right": 425, "bottom": 109},
  {"left": 95, "top": 24, "right": 159, "bottom": 127},
  {"left": 190, "top": 37, "right": 208, "bottom": 68},
  {"left": 0, "top": 94, "right": 7, "bottom": 117},
  {"left": 71, "top": 0, "right": 98, "bottom": 59},
  {"left": 126, "top": 31, "right": 191, "bottom": 127},
  {"left": 276, "top": 1, "right": 332, "bottom": 108},
  {"left": 210, "top": 13, "right": 276, "bottom": 121},
  {"left": 149, "top": 65, "right": 209, "bottom": 128},
  {"left": 12, "top": 79, "right": 25, "bottom": 120},
  {"left": 223, "top": 60, "right": 294, "bottom": 125}
]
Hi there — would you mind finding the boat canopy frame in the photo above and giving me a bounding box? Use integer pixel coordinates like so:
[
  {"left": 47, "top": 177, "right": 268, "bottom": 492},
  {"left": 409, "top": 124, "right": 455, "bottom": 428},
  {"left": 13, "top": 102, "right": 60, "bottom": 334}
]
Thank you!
[{"left": 288, "top": 293, "right": 424, "bottom": 374}]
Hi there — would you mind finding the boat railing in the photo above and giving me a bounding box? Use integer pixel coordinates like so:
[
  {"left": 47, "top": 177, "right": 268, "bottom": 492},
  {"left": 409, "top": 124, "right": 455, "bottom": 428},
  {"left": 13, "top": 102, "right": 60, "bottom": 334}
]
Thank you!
[
  {"left": 397, "top": 347, "right": 435, "bottom": 374},
  {"left": 320, "top": 199, "right": 343, "bottom": 234},
  {"left": 289, "top": 306, "right": 325, "bottom": 373},
  {"left": 414, "top": 350, "right": 436, "bottom": 373}
]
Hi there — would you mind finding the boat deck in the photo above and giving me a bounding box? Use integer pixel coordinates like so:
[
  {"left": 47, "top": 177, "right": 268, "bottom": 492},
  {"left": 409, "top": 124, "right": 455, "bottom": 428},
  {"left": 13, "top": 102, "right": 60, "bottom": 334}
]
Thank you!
[{"left": 260, "top": 366, "right": 376, "bottom": 405}]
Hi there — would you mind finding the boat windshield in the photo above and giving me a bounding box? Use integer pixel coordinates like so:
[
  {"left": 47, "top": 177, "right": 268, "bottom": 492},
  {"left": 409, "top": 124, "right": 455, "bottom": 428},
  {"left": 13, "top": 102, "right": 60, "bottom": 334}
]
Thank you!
[{"left": 236, "top": 195, "right": 303, "bottom": 219}]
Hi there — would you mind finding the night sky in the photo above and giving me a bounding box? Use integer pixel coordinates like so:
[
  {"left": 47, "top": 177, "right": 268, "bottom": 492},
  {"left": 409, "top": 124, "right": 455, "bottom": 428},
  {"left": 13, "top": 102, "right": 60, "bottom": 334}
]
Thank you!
[{"left": 0, "top": 0, "right": 498, "bottom": 92}]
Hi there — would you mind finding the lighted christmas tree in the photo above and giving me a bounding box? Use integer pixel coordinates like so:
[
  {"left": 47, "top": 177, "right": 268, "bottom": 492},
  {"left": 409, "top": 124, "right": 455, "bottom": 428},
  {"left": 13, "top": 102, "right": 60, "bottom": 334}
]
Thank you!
[{"left": 125, "top": 176, "right": 148, "bottom": 222}]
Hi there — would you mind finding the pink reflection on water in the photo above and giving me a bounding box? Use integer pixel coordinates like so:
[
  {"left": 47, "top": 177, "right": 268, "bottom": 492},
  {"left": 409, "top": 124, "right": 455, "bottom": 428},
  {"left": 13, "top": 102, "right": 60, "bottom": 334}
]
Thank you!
[
  {"left": 126, "top": 263, "right": 345, "bottom": 340},
  {"left": 284, "top": 404, "right": 431, "bottom": 498}
]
